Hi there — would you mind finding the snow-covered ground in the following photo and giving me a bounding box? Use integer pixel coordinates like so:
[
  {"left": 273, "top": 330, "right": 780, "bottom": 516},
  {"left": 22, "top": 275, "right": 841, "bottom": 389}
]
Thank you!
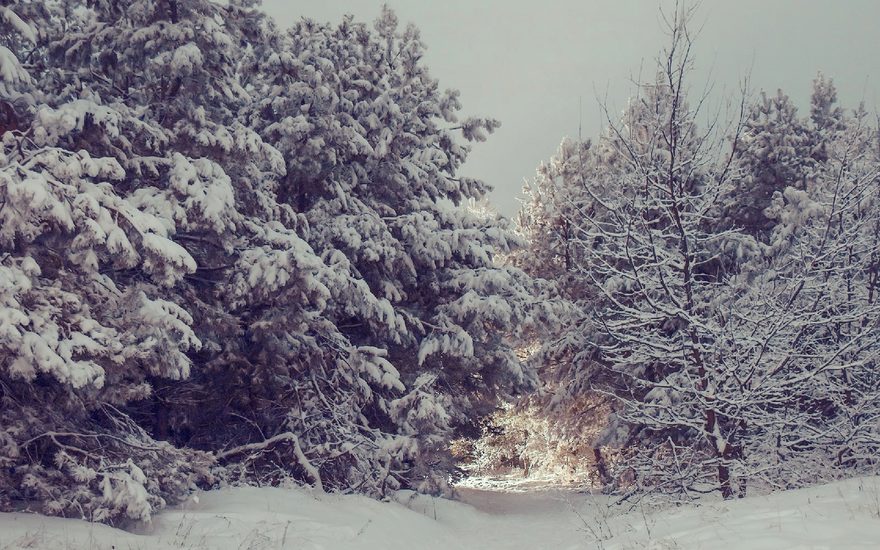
[{"left": 2, "top": 477, "right": 880, "bottom": 549}]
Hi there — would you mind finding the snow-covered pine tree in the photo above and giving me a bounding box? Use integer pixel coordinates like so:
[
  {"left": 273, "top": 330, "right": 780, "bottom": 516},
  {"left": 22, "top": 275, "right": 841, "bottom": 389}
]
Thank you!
[
  {"left": 808, "top": 73, "right": 847, "bottom": 163},
  {"left": 1, "top": 0, "right": 214, "bottom": 522},
  {"left": 2, "top": 0, "right": 558, "bottom": 517},
  {"left": 0, "top": 0, "right": 37, "bottom": 133},
  {"left": 6, "top": 0, "right": 416, "bottom": 504},
  {"left": 236, "top": 7, "right": 560, "bottom": 494},
  {"left": 720, "top": 89, "right": 813, "bottom": 239}
]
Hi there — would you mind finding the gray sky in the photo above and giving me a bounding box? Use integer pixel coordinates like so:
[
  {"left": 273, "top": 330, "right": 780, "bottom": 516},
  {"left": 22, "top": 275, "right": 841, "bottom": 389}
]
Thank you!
[{"left": 261, "top": 0, "right": 880, "bottom": 218}]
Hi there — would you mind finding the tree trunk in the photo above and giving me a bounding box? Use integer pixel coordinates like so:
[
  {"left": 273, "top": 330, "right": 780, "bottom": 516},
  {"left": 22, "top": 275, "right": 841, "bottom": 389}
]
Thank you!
[
  {"left": 593, "top": 447, "right": 611, "bottom": 487},
  {"left": 718, "top": 461, "right": 733, "bottom": 499}
]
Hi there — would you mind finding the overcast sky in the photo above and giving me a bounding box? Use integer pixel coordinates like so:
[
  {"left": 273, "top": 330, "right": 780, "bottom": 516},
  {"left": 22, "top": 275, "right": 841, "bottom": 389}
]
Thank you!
[{"left": 261, "top": 0, "right": 880, "bottom": 218}]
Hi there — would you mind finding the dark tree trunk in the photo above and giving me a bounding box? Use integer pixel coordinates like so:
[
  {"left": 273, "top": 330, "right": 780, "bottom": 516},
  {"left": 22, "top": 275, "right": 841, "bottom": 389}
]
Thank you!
[{"left": 593, "top": 447, "right": 611, "bottom": 486}]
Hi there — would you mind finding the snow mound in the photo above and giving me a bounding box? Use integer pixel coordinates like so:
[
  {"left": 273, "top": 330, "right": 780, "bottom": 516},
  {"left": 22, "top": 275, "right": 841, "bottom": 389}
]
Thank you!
[{"left": 1, "top": 478, "right": 879, "bottom": 549}]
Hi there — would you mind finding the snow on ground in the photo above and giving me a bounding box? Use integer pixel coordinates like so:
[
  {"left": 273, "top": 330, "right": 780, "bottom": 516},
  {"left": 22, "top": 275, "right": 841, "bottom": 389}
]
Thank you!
[{"left": 2, "top": 477, "right": 880, "bottom": 549}]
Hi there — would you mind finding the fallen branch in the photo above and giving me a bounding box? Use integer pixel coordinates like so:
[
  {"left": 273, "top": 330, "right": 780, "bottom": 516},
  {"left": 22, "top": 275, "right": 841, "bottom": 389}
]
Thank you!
[{"left": 216, "top": 432, "right": 324, "bottom": 492}]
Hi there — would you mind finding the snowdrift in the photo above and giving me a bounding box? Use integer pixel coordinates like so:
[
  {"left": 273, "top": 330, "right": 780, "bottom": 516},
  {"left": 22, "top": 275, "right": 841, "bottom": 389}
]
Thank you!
[{"left": 2, "top": 478, "right": 880, "bottom": 549}]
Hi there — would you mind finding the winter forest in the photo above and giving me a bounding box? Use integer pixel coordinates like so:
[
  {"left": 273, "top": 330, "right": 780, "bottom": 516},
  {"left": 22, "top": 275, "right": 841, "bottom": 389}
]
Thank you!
[{"left": 2, "top": 0, "right": 880, "bottom": 548}]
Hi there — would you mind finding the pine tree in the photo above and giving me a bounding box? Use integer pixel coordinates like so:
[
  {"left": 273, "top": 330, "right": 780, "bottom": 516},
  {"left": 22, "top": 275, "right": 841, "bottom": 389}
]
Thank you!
[
  {"left": 3, "top": 1, "right": 558, "bottom": 520},
  {"left": 1, "top": 0, "right": 215, "bottom": 522},
  {"left": 722, "top": 90, "right": 813, "bottom": 239},
  {"left": 231, "top": 7, "right": 559, "bottom": 494}
]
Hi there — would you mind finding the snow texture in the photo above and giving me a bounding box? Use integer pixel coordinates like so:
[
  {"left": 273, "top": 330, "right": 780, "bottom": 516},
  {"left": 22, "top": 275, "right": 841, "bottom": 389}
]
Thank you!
[{"left": 2, "top": 478, "right": 880, "bottom": 549}]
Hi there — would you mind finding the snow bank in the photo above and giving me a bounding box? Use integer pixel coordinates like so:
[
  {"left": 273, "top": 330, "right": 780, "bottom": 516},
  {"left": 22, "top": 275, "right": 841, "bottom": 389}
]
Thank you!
[
  {"left": 603, "top": 477, "right": 880, "bottom": 549},
  {"left": 2, "top": 478, "right": 880, "bottom": 549}
]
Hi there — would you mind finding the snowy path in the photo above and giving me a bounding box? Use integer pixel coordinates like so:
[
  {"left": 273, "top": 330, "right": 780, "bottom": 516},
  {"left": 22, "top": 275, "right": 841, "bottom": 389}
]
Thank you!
[
  {"left": 2, "top": 478, "right": 880, "bottom": 549},
  {"left": 458, "top": 486, "right": 583, "bottom": 515}
]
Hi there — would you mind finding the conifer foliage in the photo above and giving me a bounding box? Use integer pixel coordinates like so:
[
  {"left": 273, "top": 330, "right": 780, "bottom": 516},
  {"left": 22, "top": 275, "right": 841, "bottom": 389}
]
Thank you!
[{"left": 0, "top": 0, "right": 550, "bottom": 522}]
